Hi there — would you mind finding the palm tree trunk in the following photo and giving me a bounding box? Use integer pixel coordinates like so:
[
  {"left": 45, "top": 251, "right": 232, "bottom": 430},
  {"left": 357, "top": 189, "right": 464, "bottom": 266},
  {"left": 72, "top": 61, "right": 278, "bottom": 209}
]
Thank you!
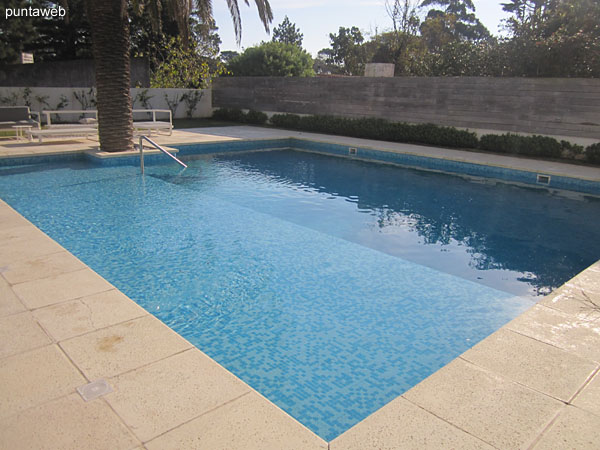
[{"left": 85, "top": 0, "right": 133, "bottom": 152}]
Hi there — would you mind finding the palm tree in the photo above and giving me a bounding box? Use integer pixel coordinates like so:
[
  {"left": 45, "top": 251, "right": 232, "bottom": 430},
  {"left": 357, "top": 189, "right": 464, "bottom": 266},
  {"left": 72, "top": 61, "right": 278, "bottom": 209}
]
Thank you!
[{"left": 84, "top": 0, "right": 273, "bottom": 153}]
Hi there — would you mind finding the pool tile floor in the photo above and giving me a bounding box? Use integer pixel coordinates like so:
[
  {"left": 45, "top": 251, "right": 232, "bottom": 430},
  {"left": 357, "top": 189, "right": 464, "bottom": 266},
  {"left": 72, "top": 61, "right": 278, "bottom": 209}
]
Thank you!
[{"left": 2, "top": 128, "right": 600, "bottom": 449}]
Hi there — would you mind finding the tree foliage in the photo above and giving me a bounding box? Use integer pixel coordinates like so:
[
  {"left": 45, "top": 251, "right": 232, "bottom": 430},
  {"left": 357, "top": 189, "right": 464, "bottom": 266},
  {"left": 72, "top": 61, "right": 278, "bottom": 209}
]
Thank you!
[
  {"left": 272, "top": 16, "right": 303, "bottom": 47},
  {"left": 0, "top": 0, "right": 43, "bottom": 64},
  {"left": 150, "top": 36, "right": 227, "bottom": 88},
  {"left": 0, "top": 0, "right": 223, "bottom": 69},
  {"left": 500, "top": 0, "right": 600, "bottom": 77},
  {"left": 315, "top": 0, "right": 599, "bottom": 78},
  {"left": 28, "top": 0, "right": 93, "bottom": 61},
  {"left": 319, "top": 27, "right": 366, "bottom": 75},
  {"left": 228, "top": 41, "right": 314, "bottom": 77},
  {"left": 420, "top": 0, "right": 490, "bottom": 46}
]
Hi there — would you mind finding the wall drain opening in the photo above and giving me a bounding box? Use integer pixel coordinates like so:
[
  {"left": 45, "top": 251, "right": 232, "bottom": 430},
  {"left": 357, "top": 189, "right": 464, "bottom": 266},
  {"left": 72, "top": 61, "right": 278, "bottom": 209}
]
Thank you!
[
  {"left": 537, "top": 174, "right": 551, "bottom": 185},
  {"left": 77, "top": 379, "right": 113, "bottom": 402},
  {"left": 349, "top": 147, "right": 357, "bottom": 156}
]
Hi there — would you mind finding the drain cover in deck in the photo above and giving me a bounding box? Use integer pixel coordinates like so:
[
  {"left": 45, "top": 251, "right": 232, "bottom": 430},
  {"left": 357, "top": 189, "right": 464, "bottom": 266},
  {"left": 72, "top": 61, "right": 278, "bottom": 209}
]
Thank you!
[{"left": 77, "top": 379, "right": 113, "bottom": 401}]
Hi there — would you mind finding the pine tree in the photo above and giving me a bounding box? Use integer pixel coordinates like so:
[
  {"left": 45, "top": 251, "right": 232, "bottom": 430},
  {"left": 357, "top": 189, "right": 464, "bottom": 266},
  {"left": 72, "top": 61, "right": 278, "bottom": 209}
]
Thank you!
[{"left": 272, "top": 16, "right": 303, "bottom": 47}]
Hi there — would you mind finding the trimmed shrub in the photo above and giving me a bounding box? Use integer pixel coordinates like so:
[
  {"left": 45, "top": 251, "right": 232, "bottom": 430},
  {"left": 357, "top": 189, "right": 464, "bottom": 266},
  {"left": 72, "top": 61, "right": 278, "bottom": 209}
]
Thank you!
[
  {"left": 270, "top": 113, "right": 302, "bottom": 129},
  {"left": 244, "top": 110, "right": 268, "bottom": 125},
  {"left": 212, "top": 107, "right": 245, "bottom": 122},
  {"left": 561, "top": 140, "right": 584, "bottom": 155},
  {"left": 212, "top": 108, "right": 268, "bottom": 125},
  {"left": 479, "top": 133, "right": 563, "bottom": 158},
  {"left": 586, "top": 143, "right": 600, "bottom": 164},
  {"left": 270, "top": 113, "right": 479, "bottom": 149}
]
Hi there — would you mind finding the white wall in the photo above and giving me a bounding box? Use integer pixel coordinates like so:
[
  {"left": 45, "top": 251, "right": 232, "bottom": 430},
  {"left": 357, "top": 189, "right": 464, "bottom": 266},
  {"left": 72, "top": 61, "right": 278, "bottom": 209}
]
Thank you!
[{"left": 0, "top": 87, "right": 212, "bottom": 120}]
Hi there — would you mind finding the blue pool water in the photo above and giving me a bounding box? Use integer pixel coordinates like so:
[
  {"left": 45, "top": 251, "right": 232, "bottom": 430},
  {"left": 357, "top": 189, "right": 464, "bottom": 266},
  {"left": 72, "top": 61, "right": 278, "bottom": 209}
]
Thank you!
[{"left": 2, "top": 148, "right": 600, "bottom": 440}]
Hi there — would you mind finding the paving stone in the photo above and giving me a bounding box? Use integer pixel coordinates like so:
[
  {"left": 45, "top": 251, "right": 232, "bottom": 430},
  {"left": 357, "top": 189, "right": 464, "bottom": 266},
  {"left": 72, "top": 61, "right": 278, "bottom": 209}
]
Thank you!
[
  {"left": 539, "top": 283, "right": 600, "bottom": 320},
  {"left": 0, "top": 393, "right": 139, "bottom": 450},
  {"left": 507, "top": 304, "right": 600, "bottom": 363},
  {"left": 0, "top": 311, "right": 51, "bottom": 359},
  {"left": 60, "top": 315, "right": 192, "bottom": 379},
  {"left": 566, "top": 269, "right": 600, "bottom": 295},
  {"left": 0, "top": 222, "right": 48, "bottom": 243},
  {"left": 0, "top": 345, "right": 85, "bottom": 419},
  {"left": 402, "top": 358, "right": 563, "bottom": 449},
  {"left": 145, "top": 391, "right": 327, "bottom": 450},
  {"left": 106, "top": 349, "right": 250, "bottom": 442},
  {"left": 2, "top": 251, "right": 86, "bottom": 285},
  {"left": 330, "top": 396, "right": 494, "bottom": 450},
  {"left": 462, "top": 328, "right": 597, "bottom": 402},
  {"left": 0, "top": 206, "right": 34, "bottom": 231},
  {"left": 0, "top": 232, "right": 65, "bottom": 265},
  {"left": 571, "top": 369, "right": 600, "bottom": 416},
  {"left": 34, "top": 289, "right": 148, "bottom": 342},
  {"left": 0, "top": 276, "right": 25, "bottom": 317},
  {"left": 13, "top": 268, "right": 114, "bottom": 309},
  {"left": 532, "top": 406, "right": 600, "bottom": 450}
]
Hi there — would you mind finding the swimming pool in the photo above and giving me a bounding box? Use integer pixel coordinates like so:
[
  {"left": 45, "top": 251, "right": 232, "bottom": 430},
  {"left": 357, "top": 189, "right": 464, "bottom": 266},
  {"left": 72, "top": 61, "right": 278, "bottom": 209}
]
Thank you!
[{"left": 1, "top": 147, "right": 600, "bottom": 440}]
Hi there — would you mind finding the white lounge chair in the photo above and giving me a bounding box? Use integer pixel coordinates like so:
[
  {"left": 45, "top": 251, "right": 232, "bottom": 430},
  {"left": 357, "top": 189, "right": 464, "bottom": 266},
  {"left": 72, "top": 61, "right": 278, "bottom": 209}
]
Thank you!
[
  {"left": 27, "top": 127, "right": 98, "bottom": 143},
  {"left": 0, "top": 107, "right": 40, "bottom": 137},
  {"left": 43, "top": 110, "right": 98, "bottom": 128},
  {"left": 133, "top": 109, "right": 173, "bottom": 136}
]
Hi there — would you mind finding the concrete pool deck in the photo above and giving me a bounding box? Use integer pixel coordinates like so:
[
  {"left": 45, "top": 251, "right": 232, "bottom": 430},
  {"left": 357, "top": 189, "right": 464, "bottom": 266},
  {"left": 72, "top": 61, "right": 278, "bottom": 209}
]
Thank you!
[{"left": 1, "top": 127, "right": 600, "bottom": 449}]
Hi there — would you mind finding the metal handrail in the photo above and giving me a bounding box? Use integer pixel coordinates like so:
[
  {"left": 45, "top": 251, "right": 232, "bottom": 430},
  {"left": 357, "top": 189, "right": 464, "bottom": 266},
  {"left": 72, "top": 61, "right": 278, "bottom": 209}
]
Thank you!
[{"left": 139, "top": 135, "right": 187, "bottom": 174}]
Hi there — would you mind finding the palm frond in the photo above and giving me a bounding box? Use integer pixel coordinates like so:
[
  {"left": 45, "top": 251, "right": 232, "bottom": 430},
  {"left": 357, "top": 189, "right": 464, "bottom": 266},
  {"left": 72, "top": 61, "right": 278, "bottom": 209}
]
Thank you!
[
  {"left": 195, "top": 0, "right": 213, "bottom": 22},
  {"left": 226, "top": 0, "right": 243, "bottom": 44},
  {"left": 250, "top": 0, "right": 273, "bottom": 34}
]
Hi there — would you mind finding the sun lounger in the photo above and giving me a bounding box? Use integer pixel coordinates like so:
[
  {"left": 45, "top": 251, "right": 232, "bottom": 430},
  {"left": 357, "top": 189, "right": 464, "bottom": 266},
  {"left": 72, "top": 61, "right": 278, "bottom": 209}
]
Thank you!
[
  {"left": 0, "top": 106, "right": 40, "bottom": 131},
  {"left": 27, "top": 127, "right": 98, "bottom": 143},
  {"left": 133, "top": 109, "right": 173, "bottom": 136},
  {"left": 43, "top": 110, "right": 98, "bottom": 128}
]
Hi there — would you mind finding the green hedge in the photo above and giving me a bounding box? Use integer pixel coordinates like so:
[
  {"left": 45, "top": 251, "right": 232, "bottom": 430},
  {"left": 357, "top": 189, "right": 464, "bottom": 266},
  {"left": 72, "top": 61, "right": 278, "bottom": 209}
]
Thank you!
[
  {"left": 479, "top": 133, "right": 564, "bottom": 158},
  {"left": 212, "top": 107, "right": 245, "bottom": 122},
  {"left": 244, "top": 109, "right": 268, "bottom": 125},
  {"left": 270, "top": 113, "right": 479, "bottom": 149},
  {"left": 215, "top": 109, "right": 600, "bottom": 166},
  {"left": 479, "top": 134, "right": 600, "bottom": 163},
  {"left": 212, "top": 108, "right": 268, "bottom": 125},
  {"left": 586, "top": 143, "right": 600, "bottom": 164}
]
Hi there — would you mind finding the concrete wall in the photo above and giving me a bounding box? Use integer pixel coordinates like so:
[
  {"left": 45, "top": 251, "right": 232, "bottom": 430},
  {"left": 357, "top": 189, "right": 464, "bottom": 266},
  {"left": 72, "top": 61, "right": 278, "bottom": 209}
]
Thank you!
[
  {"left": 0, "top": 59, "right": 150, "bottom": 88},
  {"left": 213, "top": 77, "right": 600, "bottom": 138},
  {"left": 0, "top": 87, "right": 211, "bottom": 119}
]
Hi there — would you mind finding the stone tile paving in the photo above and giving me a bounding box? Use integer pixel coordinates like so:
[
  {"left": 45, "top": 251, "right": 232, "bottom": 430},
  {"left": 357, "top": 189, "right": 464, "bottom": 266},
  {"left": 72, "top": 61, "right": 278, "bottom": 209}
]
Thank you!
[{"left": 1, "top": 128, "right": 600, "bottom": 449}]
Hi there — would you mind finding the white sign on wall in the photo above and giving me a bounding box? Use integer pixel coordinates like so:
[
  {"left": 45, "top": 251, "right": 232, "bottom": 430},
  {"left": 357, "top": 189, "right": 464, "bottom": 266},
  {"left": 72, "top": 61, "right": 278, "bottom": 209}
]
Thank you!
[{"left": 20, "top": 53, "right": 34, "bottom": 64}]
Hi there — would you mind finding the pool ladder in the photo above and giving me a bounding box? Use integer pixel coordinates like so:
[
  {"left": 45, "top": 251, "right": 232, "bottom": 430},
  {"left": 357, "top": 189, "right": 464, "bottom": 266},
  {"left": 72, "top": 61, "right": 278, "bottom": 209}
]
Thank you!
[{"left": 139, "top": 135, "right": 187, "bottom": 174}]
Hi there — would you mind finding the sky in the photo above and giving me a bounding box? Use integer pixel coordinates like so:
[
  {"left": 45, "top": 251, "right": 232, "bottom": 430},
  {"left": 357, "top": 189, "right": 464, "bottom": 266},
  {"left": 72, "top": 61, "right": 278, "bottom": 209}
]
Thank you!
[{"left": 212, "top": 0, "right": 511, "bottom": 57}]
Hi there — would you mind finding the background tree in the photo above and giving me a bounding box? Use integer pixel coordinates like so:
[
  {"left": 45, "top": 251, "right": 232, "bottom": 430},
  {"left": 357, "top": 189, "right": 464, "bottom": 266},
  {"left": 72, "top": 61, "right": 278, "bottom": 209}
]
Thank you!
[
  {"left": 322, "top": 26, "right": 366, "bottom": 75},
  {"left": 220, "top": 50, "right": 240, "bottom": 64},
  {"left": 501, "top": 0, "right": 600, "bottom": 77},
  {"left": 28, "top": 0, "right": 93, "bottom": 61},
  {"left": 227, "top": 41, "right": 314, "bottom": 76},
  {"left": 368, "top": 32, "right": 429, "bottom": 74},
  {"left": 272, "top": 15, "right": 303, "bottom": 47},
  {"left": 0, "top": 0, "right": 40, "bottom": 64},
  {"left": 150, "top": 36, "right": 227, "bottom": 88},
  {"left": 375, "top": 0, "right": 421, "bottom": 74},
  {"left": 386, "top": 0, "right": 421, "bottom": 41},
  {"left": 313, "top": 49, "right": 337, "bottom": 74},
  {"left": 420, "top": 0, "right": 490, "bottom": 47},
  {"left": 130, "top": 5, "right": 223, "bottom": 71}
]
